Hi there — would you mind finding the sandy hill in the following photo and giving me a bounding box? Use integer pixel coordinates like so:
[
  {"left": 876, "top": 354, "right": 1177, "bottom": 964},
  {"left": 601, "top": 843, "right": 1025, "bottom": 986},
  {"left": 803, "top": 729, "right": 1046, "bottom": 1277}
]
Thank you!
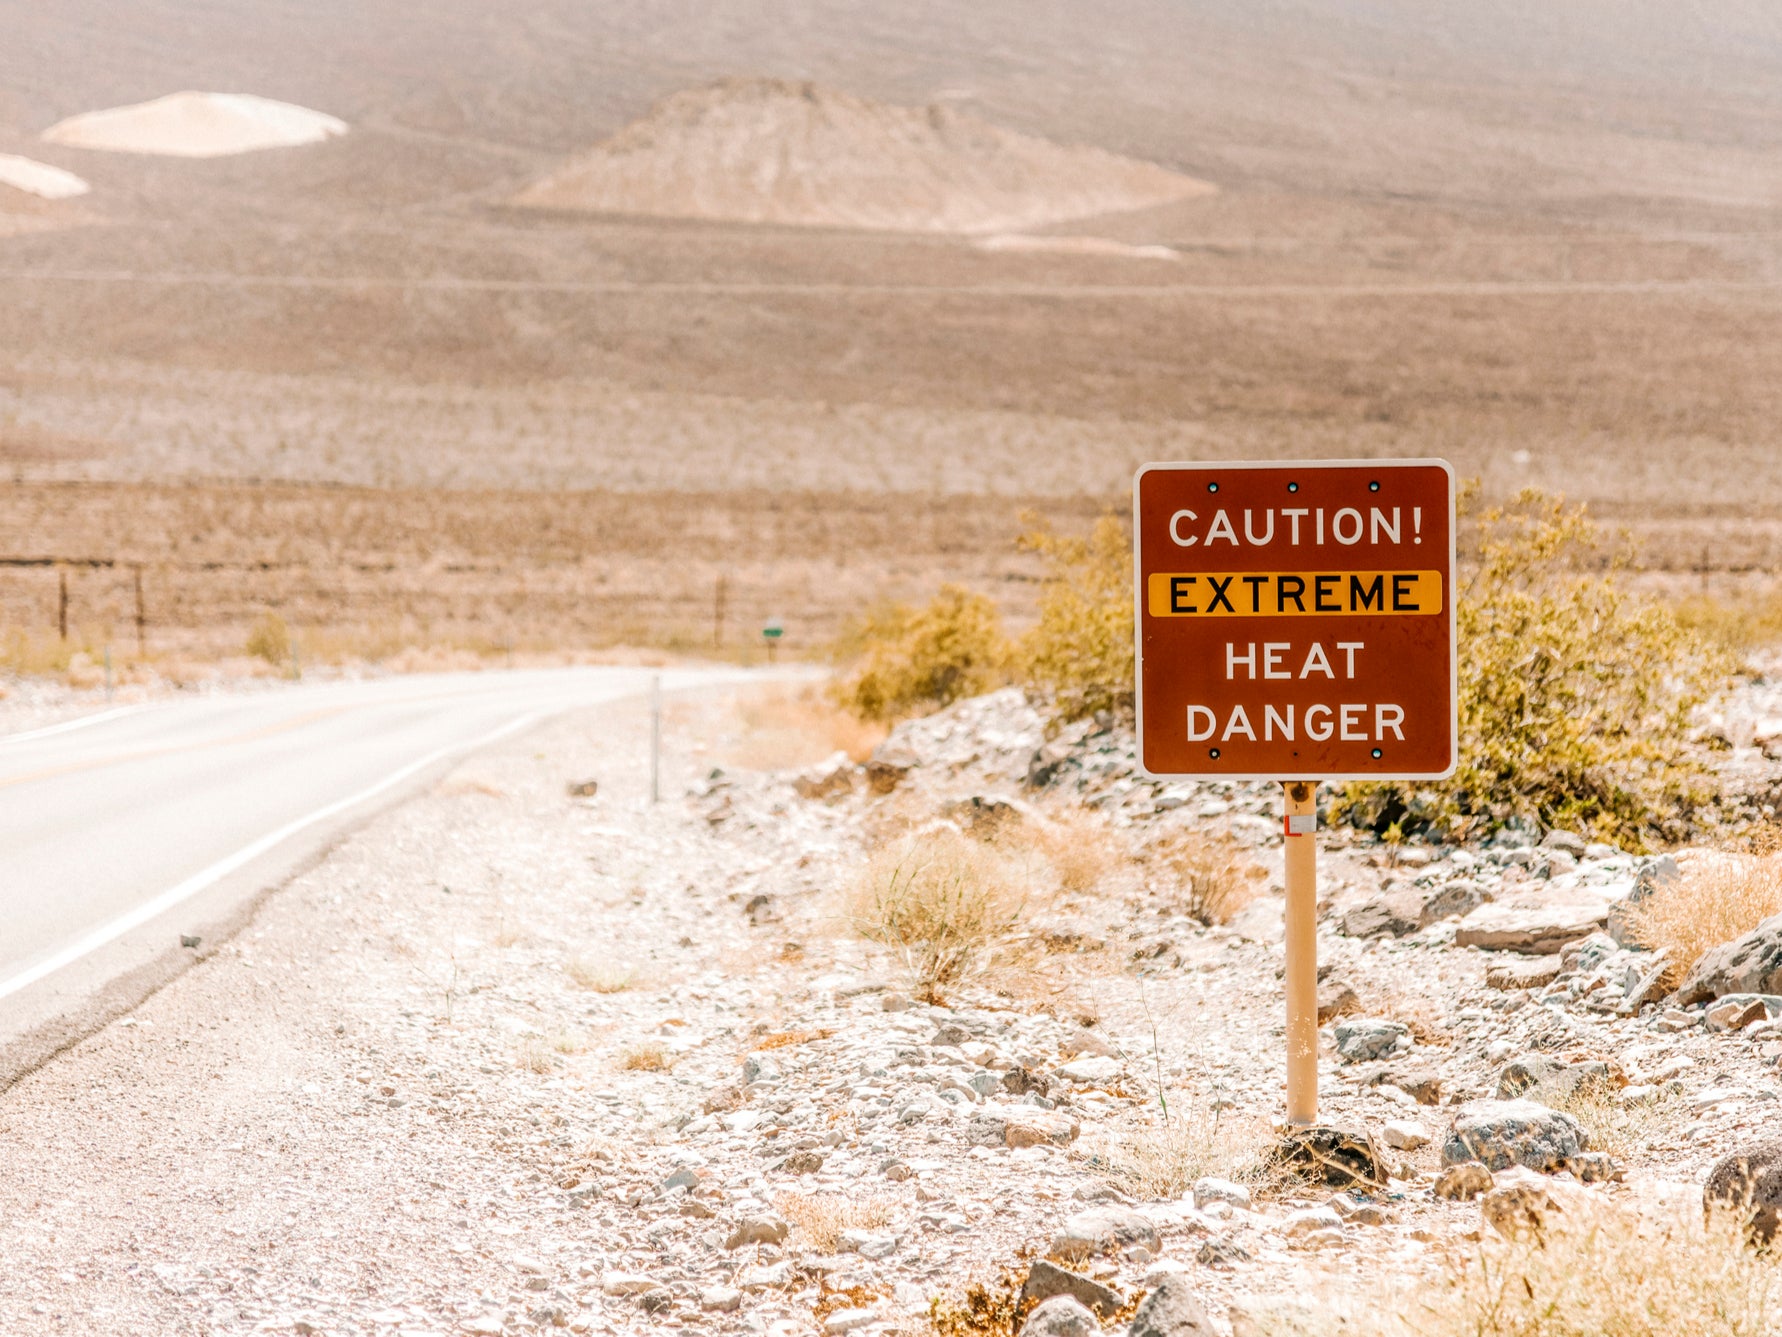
[
  {"left": 42, "top": 92, "right": 347, "bottom": 158},
  {"left": 513, "top": 78, "right": 1213, "bottom": 233},
  {"left": 0, "top": 153, "right": 87, "bottom": 199}
]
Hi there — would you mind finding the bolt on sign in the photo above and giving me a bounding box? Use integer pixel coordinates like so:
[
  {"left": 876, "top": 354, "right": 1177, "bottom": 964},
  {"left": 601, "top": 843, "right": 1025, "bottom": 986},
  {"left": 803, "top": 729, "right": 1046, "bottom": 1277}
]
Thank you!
[{"left": 1132, "top": 460, "right": 1457, "bottom": 782}]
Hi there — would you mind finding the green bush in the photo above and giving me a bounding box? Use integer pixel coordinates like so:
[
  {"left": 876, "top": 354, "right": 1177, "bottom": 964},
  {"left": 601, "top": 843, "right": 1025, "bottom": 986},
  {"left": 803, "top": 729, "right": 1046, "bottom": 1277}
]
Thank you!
[
  {"left": 1335, "top": 490, "right": 1727, "bottom": 846},
  {"left": 1016, "top": 514, "right": 1134, "bottom": 721},
  {"left": 830, "top": 584, "right": 1008, "bottom": 721}
]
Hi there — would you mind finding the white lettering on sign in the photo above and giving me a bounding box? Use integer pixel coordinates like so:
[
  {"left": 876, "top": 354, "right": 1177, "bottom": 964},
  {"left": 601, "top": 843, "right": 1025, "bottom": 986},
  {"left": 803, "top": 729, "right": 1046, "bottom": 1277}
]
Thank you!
[
  {"left": 1188, "top": 702, "right": 1406, "bottom": 743},
  {"left": 1224, "top": 641, "right": 1364, "bottom": 680},
  {"left": 1166, "top": 507, "right": 1424, "bottom": 549}
]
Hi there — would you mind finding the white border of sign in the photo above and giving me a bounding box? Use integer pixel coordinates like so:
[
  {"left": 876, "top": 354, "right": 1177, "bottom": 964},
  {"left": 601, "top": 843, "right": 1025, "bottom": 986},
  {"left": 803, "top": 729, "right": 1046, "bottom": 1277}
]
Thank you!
[{"left": 1131, "top": 458, "right": 1459, "bottom": 784}]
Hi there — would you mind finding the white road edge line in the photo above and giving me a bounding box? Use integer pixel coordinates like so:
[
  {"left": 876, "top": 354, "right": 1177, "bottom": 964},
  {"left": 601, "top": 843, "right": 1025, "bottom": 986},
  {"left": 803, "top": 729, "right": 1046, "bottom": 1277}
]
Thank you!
[
  {"left": 0, "top": 705, "right": 145, "bottom": 749},
  {"left": 0, "top": 709, "right": 547, "bottom": 1004}
]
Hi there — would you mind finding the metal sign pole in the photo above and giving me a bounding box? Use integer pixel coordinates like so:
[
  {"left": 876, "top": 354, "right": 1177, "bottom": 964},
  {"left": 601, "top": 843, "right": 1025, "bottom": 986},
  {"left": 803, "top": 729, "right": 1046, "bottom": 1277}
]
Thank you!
[{"left": 1282, "top": 781, "right": 1319, "bottom": 1126}]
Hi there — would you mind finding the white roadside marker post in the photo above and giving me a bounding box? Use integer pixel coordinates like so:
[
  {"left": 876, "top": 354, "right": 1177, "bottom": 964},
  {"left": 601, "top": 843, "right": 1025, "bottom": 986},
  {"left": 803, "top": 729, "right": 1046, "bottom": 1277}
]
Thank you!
[
  {"left": 650, "top": 673, "right": 662, "bottom": 805},
  {"left": 1282, "top": 780, "right": 1319, "bottom": 1126}
]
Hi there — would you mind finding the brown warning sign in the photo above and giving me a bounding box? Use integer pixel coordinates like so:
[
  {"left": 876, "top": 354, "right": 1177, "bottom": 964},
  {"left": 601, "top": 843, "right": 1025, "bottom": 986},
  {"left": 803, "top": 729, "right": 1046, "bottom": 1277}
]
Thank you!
[{"left": 1133, "top": 460, "right": 1456, "bottom": 780}]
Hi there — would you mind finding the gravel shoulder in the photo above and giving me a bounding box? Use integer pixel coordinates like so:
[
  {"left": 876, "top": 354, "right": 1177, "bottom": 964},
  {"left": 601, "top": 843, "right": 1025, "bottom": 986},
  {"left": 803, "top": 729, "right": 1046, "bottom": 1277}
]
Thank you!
[{"left": 5, "top": 680, "right": 1782, "bottom": 1337}]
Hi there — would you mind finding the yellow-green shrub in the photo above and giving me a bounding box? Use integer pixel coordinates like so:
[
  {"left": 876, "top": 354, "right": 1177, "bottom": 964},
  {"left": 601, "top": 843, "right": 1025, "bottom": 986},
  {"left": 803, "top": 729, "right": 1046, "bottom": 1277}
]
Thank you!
[
  {"left": 1337, "top": 490, "right": 1726, "bottom": 845},
  {"left": 830, "top": 584, "right": 1008, "bottom": 721},
  {"left": 1016, "top": 514, "right": 1133, "bottom": 721},
  {"left": 245, "top": 611, "right": 290, "bottom": 665}
]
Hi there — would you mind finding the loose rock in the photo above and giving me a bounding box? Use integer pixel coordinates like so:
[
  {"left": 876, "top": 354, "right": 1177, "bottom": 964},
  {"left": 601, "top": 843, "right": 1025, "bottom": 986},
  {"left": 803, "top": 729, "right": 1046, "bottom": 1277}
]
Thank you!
[
  {"left": 1127, "top": 1273, "right": 1213, "bottom": 1337},
  {"left": 1704, "top": 1140, "right": 1782, "bottom": 1243},
  {"left": 1049, "top": 1207, "right": 1161, "bottom": 1264},
  {"left": 1022, "top": 1260, "right": 1122, "bottom": 1318},
  {"left": 1020, "top": 1296, "right": 1099, "bottom": 1337},
  {"left": 1441, "top": 1100, "right": 1587, "bottom": 1173}
]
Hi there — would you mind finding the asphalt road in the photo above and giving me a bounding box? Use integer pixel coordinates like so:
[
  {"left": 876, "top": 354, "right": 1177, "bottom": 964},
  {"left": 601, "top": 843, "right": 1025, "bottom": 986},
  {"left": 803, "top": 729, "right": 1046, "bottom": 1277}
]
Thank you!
[{"left": 0, "top": 666, "right": 751, "bottom": 1071}]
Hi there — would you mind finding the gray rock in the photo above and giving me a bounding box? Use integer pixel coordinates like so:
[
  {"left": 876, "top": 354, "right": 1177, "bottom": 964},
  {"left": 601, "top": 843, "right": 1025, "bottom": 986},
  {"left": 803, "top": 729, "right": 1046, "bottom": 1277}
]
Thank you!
[
  {"left": 1271, "top": 1125, "right": 1387, "bottom": 1188},
  {"left": 724, "top": 1215, "right": 790, "bottom": 1250},
  {"left": 1455, "top": 886, "right": 1614, "bottom": 954},
  {"left": 1022, "top": 1260, "right": 1122, "bottom": 1318},
  {"left": 1316, "top": 978, "right": 1360, "bottom": 1023},
  {"left": 1541, "top": 830, "right": 1588, "bottom": 857},
  {"left": 1195, "top": 1238, "right": 1249, "bottom": 1269},
  {"left": 1191, "top": 1177, "right": 1251, "bottom": 1211},
  {"left": 1675, "top": 914, "right": 1782, "bottom": 1005},
  {"left": 1020, "top": 1296, "right": 1098, "bottom": 1337},
  {"left": 1618, "top": 951, "right": 1674, "bottom": 1012},
  {"left": 1227, "top": 1296, "right": 1323, "bottom": 1337},
  {"left": 1127, "top": 1274, "right": 1213, "bottom": 1337},
  {"left": 1333, "top": 1017, "right": 1407, "bottom": 1062},
  {"left": 1049, "top": 1207, "right": 1161, "bottom": 1264},
  {"left": 1704, "top": 1139, "right": 1782, "bottom": 1243},
  {"left": 1441, "top": 1099, "right": 1587, "bottom": 1173},
  {"left": 1484, "top": 956, "right": 1563, "bottom": 991},
  {"left": 1433, "top": 1161, "right": 1493, "bottom": 1200},
  {"left": 700, "top": 1287, "right": 743, "bottom": 1313},
  {"left": 1607, "top": 855, "right": 1680, "bottom": 947},
  {"left": 1494, "top": 1056, "right": 1610, "bottom": 1102}
]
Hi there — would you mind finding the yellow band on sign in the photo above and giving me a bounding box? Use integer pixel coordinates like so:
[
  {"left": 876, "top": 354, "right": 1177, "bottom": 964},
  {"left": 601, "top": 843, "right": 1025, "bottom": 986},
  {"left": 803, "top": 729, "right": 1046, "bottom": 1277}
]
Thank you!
[{"left": 1146, "top": 571, "right": 1444, "bottom": 618}]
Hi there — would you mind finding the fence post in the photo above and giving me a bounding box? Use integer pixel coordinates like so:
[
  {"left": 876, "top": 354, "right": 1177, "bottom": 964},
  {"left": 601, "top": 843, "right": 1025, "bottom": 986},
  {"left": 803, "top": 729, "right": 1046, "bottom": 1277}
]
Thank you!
[
  {"left": 134, "top": 565, "right": 146, "bottom": 656},
  {"left": 57, "top": 568, "right": 68, "bottom": 642},
  {"left": 650, "top": 674, "right": 662, "bottom": 804}
]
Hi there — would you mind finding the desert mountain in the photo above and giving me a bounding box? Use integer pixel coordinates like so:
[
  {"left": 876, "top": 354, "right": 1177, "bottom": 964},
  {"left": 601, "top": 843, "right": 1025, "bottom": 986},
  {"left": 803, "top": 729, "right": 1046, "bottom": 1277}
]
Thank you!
[
  {"left": 514, "top": 78, "right": 1212, "bottom": 233},
  {"left": 42, "top": 92, "right": 347, "bottom": 159}
]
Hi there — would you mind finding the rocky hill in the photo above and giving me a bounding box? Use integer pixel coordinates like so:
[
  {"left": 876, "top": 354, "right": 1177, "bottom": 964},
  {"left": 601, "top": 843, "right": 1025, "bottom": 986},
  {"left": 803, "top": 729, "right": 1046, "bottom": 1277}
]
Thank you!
[{"left": 514, "top": 78, "right": 1212, "bottom": 233}]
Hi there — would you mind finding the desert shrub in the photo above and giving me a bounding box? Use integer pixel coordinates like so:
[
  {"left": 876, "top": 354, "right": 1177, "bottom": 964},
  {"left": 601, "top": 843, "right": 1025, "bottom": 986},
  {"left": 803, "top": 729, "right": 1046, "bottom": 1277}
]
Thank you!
[
  {"left": 245, "top": 611, "right": 290, "bottom": 665},
  {"left": 775, "top": 1192, "right": 893, "bottom": 1252},
  {"left": 1096, "top": 1110, "right": 1271, "bottom": 1200},
  {"left": 619, "top": 1042, "right": 671, "bottom": 1072},
  {"left": 831, "top": 585, "right": 1009, "bottom": 722},
  {"left": 845, "top": 828, "right": 1028, "bottom": 999},
  {"left": 566, "top": 956, "right": 634, "bottom": 993},
  {"left": 1023, "top": 810, "right": 1122, "bottom": 895},
  {"left": 1625, "top": 850, "right": 1782, "bottom": 986},
  {"left": 1358, "top": 1203, "right": 1782, "bottom": 1337},
  {"left": 1016, "top": 514, "right": 1134, "bottom": 722},
  {"left": 1336, "top": 490, "right": 1726, "bottom": 846},
  {"left": 1545, "top": 1079, "right": 1690, "bottom": 1160},
  {"left": 515, "top": 1035, "right": 557, "bottom": 1074},
  {"left": 1144, "top": 831, "right": 1255, "bottom": 926}
]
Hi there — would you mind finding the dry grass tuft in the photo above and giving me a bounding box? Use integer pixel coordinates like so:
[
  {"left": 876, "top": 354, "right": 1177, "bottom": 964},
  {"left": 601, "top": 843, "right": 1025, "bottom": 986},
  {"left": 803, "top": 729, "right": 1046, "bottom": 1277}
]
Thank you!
[
  {"left": 619, "top": 1041, "right": 672, "bottom": 1072},
  {"left": 1544, "top": 1080, "right": 1690, "bottom": 1161},
  {"left": 1020, "top": 809, "right": 1124, "bottom": 895},
  {"left": 1626, "top": 850, "right": 1782, "bottom": 986},
  {"left": 844, "top": 827, "right": 1034, "bottom": 999},
  {"left": 775, "top": 1192, "right": 894, "bottom": 1252},
  {"left": 550, "top": 1028, "right": 587, "bottom": 1055},
  {"left": 754, "top": 1028, "right": 836, "bottom": 1051},
  {"left": 516, "top": 1035, "right": 557, "bottom": 1074},
  {"left": 1144, "top": 831, "right": 1256, "bottom": 927},
  {"left": 1353, "top": 1201, "right": 1782, "bottom": 1337},
  {"left": 566, "top": 956, "right": 635, "bottom": 993},
  {"left": 1095, "top": 1111, "right": 1273, "bottom": 1201}
]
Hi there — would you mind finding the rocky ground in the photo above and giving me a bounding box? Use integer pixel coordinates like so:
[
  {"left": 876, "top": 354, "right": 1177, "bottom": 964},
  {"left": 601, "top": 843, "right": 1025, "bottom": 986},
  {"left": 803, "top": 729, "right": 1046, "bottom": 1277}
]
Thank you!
[{"left": 6, "top": 674, "right": 1782, "bottom": 1336}]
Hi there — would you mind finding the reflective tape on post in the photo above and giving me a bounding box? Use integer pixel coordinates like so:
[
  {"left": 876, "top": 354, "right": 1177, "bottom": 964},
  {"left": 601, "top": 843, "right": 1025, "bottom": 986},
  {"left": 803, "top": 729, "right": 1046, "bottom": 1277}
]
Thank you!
[{"left": 1284, "top": 813, "right": 1316, "bottom": 837}]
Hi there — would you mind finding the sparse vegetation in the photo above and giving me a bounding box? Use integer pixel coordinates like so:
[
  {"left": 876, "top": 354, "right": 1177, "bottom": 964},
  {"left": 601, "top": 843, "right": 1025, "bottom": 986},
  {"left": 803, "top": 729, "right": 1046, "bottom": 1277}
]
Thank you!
[
  {"left": 775, "top": 1191, "right": 893, "bottom": 1252},
  {"left": 1338, "top": 490, "right": 1727, "bottom": 846},
  {"left": 831, "top": 585, "right": 1010, "bottom": 722},
  {"left": 845, "top": 828, "right": 1031, "bottom": 1000},
  {"left": 1016, "top": 514, "right": 1134, "bottom": 722},
  {"left": 1545, "top": 1079, "right": 1690, "bottom": 1160},
  {"left": 1098, "top": 1110, "right": 1270, "bottom": 1200},
  {"left": 754, "top": 1028, "right": 835, "bottom": 1051},
  {"left": 516, "top": 1035, "right": 557, "bottom": 1074},
  {"left": 1626, "top": 851, "right": 1782, "bottom": 986},
  {"left": 244, "top": 611, "right": 290, "bottom": 666},
  {"left": 566, "top": 956, "right": 635, "bottom": 993},
  {"left": 1144, "top": 831, "right": 1255, "bottom": 926},
  {"left": 1023, "top": 810, "right": 1121, "bottom": 895},
  {"left": 1359, "top": 1204, "right": 1782, "bottom": 1337},
  {"left": 619, "top": 1041, "right": 671, "bottom": 1072}
]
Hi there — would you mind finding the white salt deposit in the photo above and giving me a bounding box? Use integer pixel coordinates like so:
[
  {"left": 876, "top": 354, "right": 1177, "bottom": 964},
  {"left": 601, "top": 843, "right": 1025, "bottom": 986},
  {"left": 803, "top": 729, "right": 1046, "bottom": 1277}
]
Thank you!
[
  {"left": 0, "top": 154, "right": 89, "bottom": 200},
  {"left": 43, "top": 92, "right": 347, "bottom": 159},
  {"left": 975, "top": 234, "right": 1179, "bottom": 261}
]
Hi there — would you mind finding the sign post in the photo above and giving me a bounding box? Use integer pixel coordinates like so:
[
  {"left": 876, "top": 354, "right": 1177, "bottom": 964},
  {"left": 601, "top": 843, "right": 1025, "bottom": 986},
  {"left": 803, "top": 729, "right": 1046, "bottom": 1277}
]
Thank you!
[
  {"left": 1133, "top": 460, "right": 1456, "bottom": 1126},
  {"left": 762, "top": 618, "right": 784, "bottom": 664}
]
